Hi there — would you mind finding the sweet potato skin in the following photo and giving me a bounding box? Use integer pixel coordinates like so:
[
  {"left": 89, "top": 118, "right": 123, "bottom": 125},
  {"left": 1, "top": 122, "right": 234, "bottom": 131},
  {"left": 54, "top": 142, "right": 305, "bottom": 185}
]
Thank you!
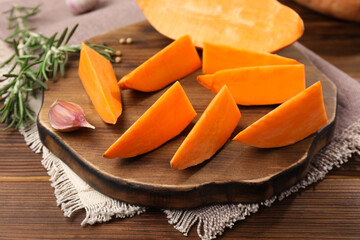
[{"left": 294, "top": 0, "right": 360, "bottom": 22}]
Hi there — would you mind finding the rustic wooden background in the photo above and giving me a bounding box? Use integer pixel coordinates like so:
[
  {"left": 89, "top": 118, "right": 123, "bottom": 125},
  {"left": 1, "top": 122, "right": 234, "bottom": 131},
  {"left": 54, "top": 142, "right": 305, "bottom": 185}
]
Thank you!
[{"left": 1, "top": 1, "right": 360, "bottom": 239}]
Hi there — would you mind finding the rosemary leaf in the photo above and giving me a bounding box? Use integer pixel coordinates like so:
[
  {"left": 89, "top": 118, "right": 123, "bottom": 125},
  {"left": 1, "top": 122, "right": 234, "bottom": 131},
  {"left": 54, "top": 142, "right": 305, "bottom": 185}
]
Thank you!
[
  {"left": 65, "top": 24, "right": 78, "bottom": 44},
  {"left": 0, "top": 4, "right": 114, "bottom": 130}
]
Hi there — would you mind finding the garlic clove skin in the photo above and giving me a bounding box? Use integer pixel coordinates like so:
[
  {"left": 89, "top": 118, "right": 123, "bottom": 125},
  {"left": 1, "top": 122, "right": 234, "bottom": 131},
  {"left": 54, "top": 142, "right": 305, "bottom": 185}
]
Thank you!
[
  {"left": 65, "top": 0, "right": 99, "bottom": 15},
  {"left": 48, "top": 100, "right": 95, "bottom": 132}
]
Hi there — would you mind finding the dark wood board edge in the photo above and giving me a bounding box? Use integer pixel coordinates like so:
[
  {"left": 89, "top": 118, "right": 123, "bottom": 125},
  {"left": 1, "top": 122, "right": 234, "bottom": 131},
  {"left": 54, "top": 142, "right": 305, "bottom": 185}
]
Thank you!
[{"left": 37, "top": 106, "right": 336, "bottom": 209}]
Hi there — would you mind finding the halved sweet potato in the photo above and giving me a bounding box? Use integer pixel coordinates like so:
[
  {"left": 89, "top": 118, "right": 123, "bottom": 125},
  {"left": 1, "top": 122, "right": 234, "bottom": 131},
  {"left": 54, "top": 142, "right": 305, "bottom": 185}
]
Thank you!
[
  {"left": 233, "top": 81, "right": 328, "bottom": 148},
  {"left": 197, "top": 65, "right": 305, "bottom": 105},
  {"left": 202, "top": 42, "right": 300, "bottom": 74},
  {"left": 78, "top": 42, "right": 122, "bottom": 124},
  {"left": 104, "top": 81, "right": 196, "bottom": 158},
  {"left": 118, "top": 35, "right": 201, "bottom": 92},
  {"left": 136, "top": 0, "right": 304, "bottom": 52},
  {"left": 171, "top": 86, "right": 241, "bottom": 170}
]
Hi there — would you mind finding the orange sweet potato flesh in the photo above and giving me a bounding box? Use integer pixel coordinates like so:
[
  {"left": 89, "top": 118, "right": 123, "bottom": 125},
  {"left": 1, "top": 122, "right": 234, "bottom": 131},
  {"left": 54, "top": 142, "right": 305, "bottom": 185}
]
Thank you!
[
  {"left": 203, "top": 42, "right": 300, "bottom": 74},
  {"left": 104, "top": 82, "right": 196, "bottom": 158},
  {"left": 198, "top": 65, "right": 305, "bottom": 105},
  {"left": 118, "top": 35, "right": 201, "bottom": 92},
  {"left": 136, "top": 0, "right": 304, "bottom": 52},
  {"left": 233, "top": 81, "right": 328, "bottom": 148},
  {"left": 78, "top": 42, "right": 122, "bottom": 124},
  {"left": 171, "top": 86, "right": 241, "bottom": 170}
]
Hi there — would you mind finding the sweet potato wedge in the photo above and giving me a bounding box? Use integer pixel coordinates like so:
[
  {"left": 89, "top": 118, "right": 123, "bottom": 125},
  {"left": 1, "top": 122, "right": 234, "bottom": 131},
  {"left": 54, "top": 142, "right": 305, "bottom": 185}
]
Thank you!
[
  {"left": 198, "top": 65, "right": 306, "bottom": 105},
  {"left": 78, "top": 42, "right": 122, "bottom": 124},
  {"left": 118, "top": 35, "right": 201, "bottom": 92},
  {"left": 233, "top": 81, "right": 328, "bottom": 148},
  {"left": 171, "top": 86, "right": 241, "bottom": 169},
  {"left": 202, "top": 42, "right": 300, "bottom": 74},
  {"left": 104, "top": 82, "right": 196, "bottom": 158}
]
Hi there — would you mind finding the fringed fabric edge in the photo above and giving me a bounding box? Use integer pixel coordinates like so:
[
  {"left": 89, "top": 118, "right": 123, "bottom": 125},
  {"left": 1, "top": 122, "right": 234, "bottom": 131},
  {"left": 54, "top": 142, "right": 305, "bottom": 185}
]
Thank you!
[
  {"left": 82, "top": 199, "right": 146, "bottom": 226},
  {"left": 19, "top": 122, "right": 146, "bottom": 226},
  {"left": 41, "top": 147, "right": 85, "bottom": 218}
]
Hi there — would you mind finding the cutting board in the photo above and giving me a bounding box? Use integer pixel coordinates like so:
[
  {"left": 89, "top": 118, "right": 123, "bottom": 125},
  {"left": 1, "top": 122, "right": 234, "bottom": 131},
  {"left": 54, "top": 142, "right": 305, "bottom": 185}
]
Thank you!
[{"left": 37, "top": 21, "right": 337, "bottom": 209}]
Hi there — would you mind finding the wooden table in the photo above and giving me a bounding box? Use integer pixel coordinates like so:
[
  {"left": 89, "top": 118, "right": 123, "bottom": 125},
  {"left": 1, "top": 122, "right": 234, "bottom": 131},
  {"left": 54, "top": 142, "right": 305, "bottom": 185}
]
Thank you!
[{"left": 1, "top": 1, "right": 360, "bottom": 239}]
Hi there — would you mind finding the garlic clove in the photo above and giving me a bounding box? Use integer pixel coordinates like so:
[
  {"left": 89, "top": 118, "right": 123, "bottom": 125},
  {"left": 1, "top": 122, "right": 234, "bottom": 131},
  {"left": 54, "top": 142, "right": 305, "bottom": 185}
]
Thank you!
[
  {"left": 65, "top": 0, "right": 99, "bottom": 15},
  {"left": 48, "top": 100, "right": 95, "bottom": 132}
]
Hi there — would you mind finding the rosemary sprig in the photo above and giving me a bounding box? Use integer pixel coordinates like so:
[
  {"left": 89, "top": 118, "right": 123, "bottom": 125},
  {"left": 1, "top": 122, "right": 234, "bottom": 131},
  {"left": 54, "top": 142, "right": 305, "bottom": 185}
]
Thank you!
[{"left": 0, "top": 4, "right": 115, "bottom": 130}]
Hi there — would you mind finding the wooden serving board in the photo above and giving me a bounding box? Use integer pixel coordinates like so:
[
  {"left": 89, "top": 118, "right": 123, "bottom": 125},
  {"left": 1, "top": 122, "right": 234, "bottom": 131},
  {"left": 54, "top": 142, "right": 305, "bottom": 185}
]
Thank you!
[{"left": 37, "top": 21, "right": 337, "bottom": 209}]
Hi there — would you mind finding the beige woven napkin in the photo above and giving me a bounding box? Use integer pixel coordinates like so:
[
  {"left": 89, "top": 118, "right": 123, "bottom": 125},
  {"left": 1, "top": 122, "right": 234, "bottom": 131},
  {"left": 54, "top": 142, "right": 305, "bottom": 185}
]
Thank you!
[{"left": 1, "top": 1, "right": 360, "bottom": 239}]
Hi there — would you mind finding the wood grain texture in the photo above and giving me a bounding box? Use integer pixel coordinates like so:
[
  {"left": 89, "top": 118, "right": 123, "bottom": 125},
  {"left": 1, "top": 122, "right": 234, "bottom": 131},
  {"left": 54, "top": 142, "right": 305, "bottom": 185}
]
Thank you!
[
  {"left": 0, "top": 179, "right": 360, "bottom": 239},
  {"left": 0, "top": 128, "right": 44, "bottom": 177},
  {"left": 0, "top": 0, "right": 360, "bottom": 239},
  {"left": 37, "top": 21, "right": 336, "bottom": 208}
]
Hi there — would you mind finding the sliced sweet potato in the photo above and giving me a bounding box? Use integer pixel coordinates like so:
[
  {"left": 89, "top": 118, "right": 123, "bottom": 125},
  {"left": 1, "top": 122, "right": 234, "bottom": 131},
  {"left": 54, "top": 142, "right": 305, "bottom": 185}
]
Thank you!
[
  {"left": 118, "top": 35, "right": 201, "bottom": 92},
  {"left": 233, "top": 81, "right": 328, "bottom": 148},
  {"left": 202, "top": 42, "right": 300, "bottom": 74},
  {"left": 198, "top": 65, "right": 305, "bottom": 105},
  {"left": 78, "top": 42, "right": 122, "bottom": 124},
  {"left": 104, "top": 81, "right": 196, "bottom": 158},
  {"left": 171, "top": 86, "right": 241, "bottom": 170},
  {"left": 136, "top": 0, "right": 304, "bottom": 52}
]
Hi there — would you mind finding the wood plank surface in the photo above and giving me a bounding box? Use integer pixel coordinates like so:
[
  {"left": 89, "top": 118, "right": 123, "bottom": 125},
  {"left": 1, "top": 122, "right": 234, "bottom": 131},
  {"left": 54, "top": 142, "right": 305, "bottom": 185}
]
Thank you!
[
  {"left": 0, "top": 178, "right": 359, "bottom": 239},
  {"left": 0, "top": 0, "right": 359, "bottom": 239}
]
